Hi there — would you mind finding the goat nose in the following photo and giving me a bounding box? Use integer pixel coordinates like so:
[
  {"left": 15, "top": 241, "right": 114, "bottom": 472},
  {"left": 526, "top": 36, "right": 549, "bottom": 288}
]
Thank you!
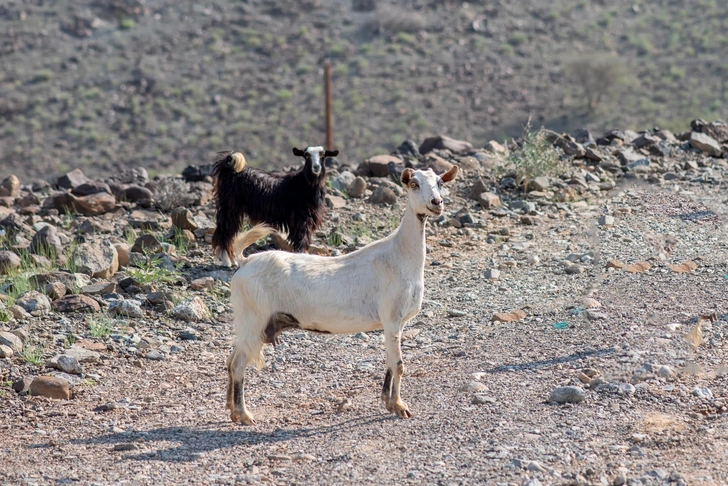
[{"left": 431, "top": 197, "right": 442, "bottom": 206}]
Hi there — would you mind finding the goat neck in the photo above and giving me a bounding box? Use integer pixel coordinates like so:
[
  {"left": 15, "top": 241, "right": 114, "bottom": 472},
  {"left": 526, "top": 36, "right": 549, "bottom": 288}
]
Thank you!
[{"left": 391, "top": 198, "right": 427, "bottom": 269}]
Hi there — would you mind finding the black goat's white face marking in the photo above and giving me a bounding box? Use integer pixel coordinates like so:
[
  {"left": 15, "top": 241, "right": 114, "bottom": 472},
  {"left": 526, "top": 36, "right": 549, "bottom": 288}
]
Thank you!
[{"left": 305, "top": 146, "right": 324, "bottom": 175}]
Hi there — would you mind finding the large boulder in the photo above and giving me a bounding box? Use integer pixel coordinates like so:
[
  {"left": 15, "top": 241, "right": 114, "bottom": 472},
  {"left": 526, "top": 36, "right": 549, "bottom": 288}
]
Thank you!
[
  {"left": 690, "top": 132, "right": 722, "bottom": 157},
  {"left": 29, "top": 376, "right": 72, "bottom": 400},
  {"left": 0, "top": 175, "right": 20, "bottom": 198},
  {"left": 16, "top": 290, "right": 52, "bottom": 316},
  {"left": 72, "top": 239, "right": 119, "bottom": 279},
  {"left": 0, "top": 250, "right": 21, "bottom": 274},
  {"left": 356, "top": 155, "right": 400, "bottom": 178},
  {"left": 57, "top": 169, "right": 89, "bottom": 190},
  {"left": 44, "top": 192, "right": 117, "bottom": 216},
  {"left": 53, "top": 294, "right": 101, "bottom": 313}
]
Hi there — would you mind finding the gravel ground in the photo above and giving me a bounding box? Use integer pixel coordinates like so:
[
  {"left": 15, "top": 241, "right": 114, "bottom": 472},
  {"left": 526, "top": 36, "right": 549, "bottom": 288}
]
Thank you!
[{"left": 2, "top": 162, "right": 728, "bottom": 485}]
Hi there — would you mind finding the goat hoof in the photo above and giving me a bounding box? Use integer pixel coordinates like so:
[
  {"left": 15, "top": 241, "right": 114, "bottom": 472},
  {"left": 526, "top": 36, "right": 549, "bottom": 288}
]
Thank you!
[
  {"left": 386, "top": 399, "right": 412, "bottom": 419},
  {"left": 230, "top": 410, "right": 255, "bottom": 425}
]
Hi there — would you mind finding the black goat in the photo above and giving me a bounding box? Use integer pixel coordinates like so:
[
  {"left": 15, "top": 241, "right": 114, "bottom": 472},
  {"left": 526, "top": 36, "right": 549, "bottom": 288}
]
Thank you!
[{"left": 211, "top": 146, "right": 339, "bottom": 266}]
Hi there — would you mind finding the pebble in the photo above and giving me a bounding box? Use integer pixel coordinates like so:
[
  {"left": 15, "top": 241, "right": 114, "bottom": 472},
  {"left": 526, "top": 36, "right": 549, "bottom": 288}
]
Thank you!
[
  {"left": 484, "top": 268, "right": 500, "bottom": 280},
  {"left": 618, "top": 383, "right": 636, "bottom": 395},
  {"left": 0, "top": 331, "right": 23, "bottom": 353},
  {"left": 113, "top": 443, "right": 139, "bottom": 452},
  {"left": 692, "top": 386, "right": 713, "bottom": 399},
  {"left": 447, "top": 309, "right": 466, "bottom": 317},
  {"left": 549, "top": 386, "right": 586, "bottom": 404},
  {"left": 46, "top": 354, "right": 83, "bottom": 374},
  {"left": 461, "top": 381, "right": 488, "bottom": 393},
  {"left": 145, "top": 350, "right": 165, "bottom": 361},
  {"left": 471, "top": 394, "right": 496, "bottom": 405},
  {"left": 564, "top": 264, "right": 584, "bottom": 275},
  {"left": 657, "top": 365, "right": 674, "bottom": 378},
  {"left": 527, "top": 461, "right": 547, "bottom": 473},
  {"left": 189, "top": 277, "right": 214, "bottom": 291},
  {"left": 598, "top": 215, "right": 615, "bottom": 226},
  {"left": 0, "top": 343, "right": 13, "bottom": 358}
]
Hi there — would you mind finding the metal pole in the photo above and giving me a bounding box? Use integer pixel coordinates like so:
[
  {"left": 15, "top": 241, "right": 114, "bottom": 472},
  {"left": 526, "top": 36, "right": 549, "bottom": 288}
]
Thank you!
[{"left": 324, "top": 61, "right": 333, "bottom": 151}]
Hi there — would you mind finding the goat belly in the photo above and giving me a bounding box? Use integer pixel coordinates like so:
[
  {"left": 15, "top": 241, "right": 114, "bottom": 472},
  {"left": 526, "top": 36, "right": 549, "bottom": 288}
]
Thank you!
[{"left": 299, "top": 319, "right": 384, "bottom": 335}]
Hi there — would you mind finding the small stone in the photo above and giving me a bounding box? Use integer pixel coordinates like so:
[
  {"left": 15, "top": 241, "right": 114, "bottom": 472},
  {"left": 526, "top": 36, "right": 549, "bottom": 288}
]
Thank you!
[
  {"left": 57, "top": 169, "right": 89, "bottom": 190},
  {"left": 527, "top": 176, "right": 550, "bottom": 192},
  {"left": 73, "top": 239, "right": 119, "bottom": 279},
  {"left": 471, "top": 394, "right": 496, "bottom": 405},
  {"left": 29, "top": 225, "right": 64, "bottom": 258},
  {"left": 576, "top": 372, "right": 591, "bottom": 384},
  {"left": 447, "top": 309, "right": 466, "bottom": 317},
  {"left": 0, "top": 175, "right": 20, "bottom": 198},
  {"left": 478, "top": 192, "right": 501, "bottom": 209},
  {"left": 0, "top": 331, "right": 23, "bottom": 353},
  {"left": 657, "top": 365, "right": 674, "bottom": 378},
  {"left": 460, "top": 381, "right": 488, "bottom": 393},
  {"left": 45, "top": 282, "right": 67, "bottom": 300},
  {"left": 113, "top": 443, "right": 139, "bottom": 452},
  {"left": 619, "top": 383, "right": 636, "bottom": 395},
  {"left": 325, "top": 195, "right": 347, "bottom": 209},
  {"left": 189, "top": 277, "right": 214, "bottom": 291},
  {"left": 82, "top": 281, "right": 118, "bottom": 295},
  {"left": 171, "top": 296, "right": 210, "bottom": 322},
  {"left": 0, "top": 344, "right": 13, "bottom": 358},
  {"left": 346, "top": 177, "right": 367, "bottom": 198},
  {"left": 0, "top": 250, "right": 22, "bottom": 274},
  {"left": 564, "top": 264, "right": 584, "bottom": 275},
  {"left": 12, "top": 376, "right": 31, "bottom": 393},
  {"left": 53, "top": 294, "right": 101, "bottom": 313},
  {"left": 46, "top": 354, "right": 83, "bottom": 374},
  {"left": 598, "top": 215, "right": 615, "bottom": 227},
  {"left": 114, "top": 243, "right": 131, "bottom": 268},
  {"left": 492, "top": 310, "right": 527, "bottom": 322},
  {"left": 16, "top": 291, "right": 52, "bottom": 316},
  {"left": 484, "top": 268, "right": 500, "bottom": 280},
  {"left": 145, "top": 350, "right": 165, "bottom": 361},
  {"left": 29, "top": 376, "right": 72, "bottom": 400},
  {"left": 109, "top": 299, "right": 145, "bottom": 318},
  {"left": 527, "top": 461, "right": 547, "bottom": 473},
  {"left": 483, "top": 140, "right": 507, "bottom": 155},
  {"left": 583, "top": 297, "right": 601, "bottom": 308},
  {"left": 549, "top": 386, "right": 586, "bottom": 404},
  {"left": 178, "top": 328, "right": 199, "bottom": 341},
  {"left": 668, "top": 261, "right": 698, "bottom": 273},
  {"left": 586, "top": 310, "right": 608, "bottom": 320},
  {"left": 170, "top": 207, "right": 199, "bottom": 232},
  {"left": 368, "top": 186, "right": 398, "bottom": 205},
  {"left": 131, "top": 234, "right": 164, "bottom": 254},
  {"left": 692, "top": 386, "right": 713, "bottom": 399},
  {"left": 65, "top": 346, "right": 101, "bottom": 363}
]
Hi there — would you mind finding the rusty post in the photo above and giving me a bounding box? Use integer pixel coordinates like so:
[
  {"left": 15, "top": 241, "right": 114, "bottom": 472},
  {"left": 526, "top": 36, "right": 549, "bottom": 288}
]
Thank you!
[{"left": 324, "top": 60, "right": 333, "bottom": 151}]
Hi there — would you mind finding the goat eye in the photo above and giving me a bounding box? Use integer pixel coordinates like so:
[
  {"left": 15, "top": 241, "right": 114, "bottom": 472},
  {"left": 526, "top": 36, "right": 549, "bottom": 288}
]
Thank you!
[{"left": 410, "top": 182, "right": 419, "bottom": 189}]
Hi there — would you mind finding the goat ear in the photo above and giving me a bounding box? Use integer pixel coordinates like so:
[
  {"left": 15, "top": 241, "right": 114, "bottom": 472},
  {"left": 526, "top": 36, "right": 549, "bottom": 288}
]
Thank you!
[
  {"left": 440, "top": 165, "right": 458, "bottom": 183},
  {"left": 324, "top": 150, "right": 339, "bottom": 157},
  {"left": 401, "top": 168, "right": 414, "bottom": 186},
  {"left": 292, "top": 147, "right": 305, "bottom": 157}
]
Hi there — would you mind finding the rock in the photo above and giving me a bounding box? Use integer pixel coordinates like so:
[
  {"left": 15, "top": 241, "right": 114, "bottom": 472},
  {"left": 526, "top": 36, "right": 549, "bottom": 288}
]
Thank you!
[
  {"left": 189, "top": 277, "right": 214, "bottom": 291},
  {"left": 0, "top": 212, "right": 34, "bottom": 237},
  {"left": 29, "top": 376, "right": 72, "bottom": 400},
  {"left": 632, "top": 133, "right": 660, "bottom": 149},
  {"left": 178, "top": 328, "right": 199, "bottom": 341},
  {"left": 484, "top": 268, "right": 500, "bottom": 280},
  {"left": 146, "top": 291, "right": 176, "bottom": 305},
  {"left": 565, "top": 264, "right": 584, "bottom": 275},
  {"left": 598, "top": 215, "right": 615, "bottom": 226},
  {"left": 72, "top": 181, "right": 112, "bottom": 196},
  {"left": 0, "top": 344, "right": 13, "bottom": 358},
  {"left": 586, "top": 310, "right": 608, "bottom": 320},
  {"left": 419, "top": 135, "right": 473, "bottom": 155},
  {"left": 357, "top": 155, "right": 400, "bottom": 177},
  {"left": 447, "top": 309, "right": 466, "bottom": 317},
  {"left": 492, "top": 310, "right": 526, "bottom": 322},
  {"left": 82, "top": 281, "right": 117, "bottom": 295},
  {"left": 469, "top": 178, "right": 488, "bottom": 200},
  {"left": 0, "top": 175, "right": 20, "bottom": 198},
  {"left": 425, "top": 153, "right": 454, "bottom": 174},
  {"left": 57, "top": 168, "right": 89, "bottom": 190},
  {"left": 460, "top": 381, "right": 488, "bottom": 393},
  {"left": 0, "top": 331, "right": 23, "bottom": 353},
  {"left": 583, "top": 297, "right": 601, "bottom": 308},
  {"left": 109, "top": 299, "right": 144, "bottom": 318},
  {"left": 395, "top": 139, "right": 420, "bottom": 158},
  {"left": 346, "top": 177, "right": 367, "bottom": 198},
  {"left": 325, "top": 195, "right": 347, "bottom": 209},
  {"left": 483, "top": 140, "right": 507, "bottom": 155},
  {"left": 668, "top": 261, "right": 698, "bottom": 273},
  {"left": 44, "top": 192, "right": 117, "bottom": 216},
  {"left": 691, "top": 119, "right": 728, "bottom": 143},
  {"left": 16, "top": 290, "right": 52, "bottom": 316},
  {"left": 692, "top": 386, "right": 713, "bottom": 399},
  {"left": 12, "top": 377, "right": 31, "bottom": 393},
  {"left": 369, "top": 186, "right": 398, "bottom": 205},
  {"left": 690, "top": 132, "right": 722, "bottom": 157},
  {"left": 527, "top": 461, "right": 548, "bottom": 474},
  {"left": 657, "top": 365, "right": 674, "bottom": 378},
  {"left": 118, "top": 185, "right": 153, "bottom": 205},
  {"left": 9, "top": 304, "right": 31, "bottom": 320},
  {"left": 114, "top": 242, "right": 131, "bottom": 267},
  {"left": 65, "top": 346, "right": 101, "bottom": 363},
  {"left": 53, "top": 294, "right": 101, "bottom": 313},
  {"left": 29, "top": 225, "right": 64, "bottom": 257},
  {"left": 549, "top": 386, "right": 586, "bottom": 404},
  {"left": 46, "top": 354, "right": 83, "bottom": 374},
  {"left": 113, "top": 443, "right": 139, "bottom": 452},
  {"left": 131, "top": 234, "right": 163, "bottom": 254},
  {"left": 471, "top": 394, "right": 496, "bottom": 405},
  {"left": 527, "top": 176, "right": 550, "bottom": 192},
  {"left": 145, "top": 350, "right": 165, "bottom": 361},
  {"left": 332, "top": 171, "right": 356, "bottom": 193},
  {"left": 73, "top": 239, "right": 119, "bottom": 279},
  {"left": 0, "top": 250, "right": 21, "bottom": 274},
  {"left": 615, "top": 148, "right": 643, "bottom": 165},
  {"left": 171, "top": 296, "right": 210, "bottom": 322},
  {"left": 170, "top": 207, "right": 198, "bottom": 232},
  {"left": 478, "top": 192, "right": 501, "bottom": 209}
]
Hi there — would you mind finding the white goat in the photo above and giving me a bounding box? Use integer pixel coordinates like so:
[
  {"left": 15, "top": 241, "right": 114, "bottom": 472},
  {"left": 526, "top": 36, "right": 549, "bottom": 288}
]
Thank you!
[{"left": 225, "top": 166, "right": 458, "bottom": 424}]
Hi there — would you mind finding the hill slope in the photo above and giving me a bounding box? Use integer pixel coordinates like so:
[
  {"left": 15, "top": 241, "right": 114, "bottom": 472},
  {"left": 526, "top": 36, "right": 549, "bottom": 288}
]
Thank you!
[{"left": 1, "top": 0, "right": 727, "bottom": 180}]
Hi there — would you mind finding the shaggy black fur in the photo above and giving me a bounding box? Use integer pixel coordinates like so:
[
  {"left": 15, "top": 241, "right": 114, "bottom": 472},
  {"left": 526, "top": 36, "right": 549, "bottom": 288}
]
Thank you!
[{"left": 211, "top": 147, "right": 339, "bottom": 259}]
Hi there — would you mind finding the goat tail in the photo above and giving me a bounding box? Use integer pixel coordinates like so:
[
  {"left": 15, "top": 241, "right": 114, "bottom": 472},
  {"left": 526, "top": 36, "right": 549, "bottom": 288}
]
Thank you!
[{"left": 232, "top": 224, "right": 276, "bottom": 262}]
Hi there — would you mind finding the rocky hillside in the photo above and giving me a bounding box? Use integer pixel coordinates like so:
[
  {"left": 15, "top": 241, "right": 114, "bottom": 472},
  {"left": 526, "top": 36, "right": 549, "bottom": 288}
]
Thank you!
[
  {"left": 1, "top": 0, "right": 727, "bottom": 181},
  {"left": 1, "top": 119, "right": 728, "bottom": 483}
]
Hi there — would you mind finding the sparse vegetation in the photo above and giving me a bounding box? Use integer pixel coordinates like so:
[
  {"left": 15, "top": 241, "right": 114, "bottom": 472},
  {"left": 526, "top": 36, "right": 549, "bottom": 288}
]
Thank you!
[
  {"left": 563, "top": 54, "right": 629, "bottom": 111},
  {"left": 19, "top": 344, "right": 44, "bottom": 366},
  {"left": 126, "top": 255, "right": 180, "bottom": 286},
  {"left": 88, "top": 314, "right": 114, "bottom": 338},
  {"left": 504, "top": 121, "right": 562, "bottom": 189}
]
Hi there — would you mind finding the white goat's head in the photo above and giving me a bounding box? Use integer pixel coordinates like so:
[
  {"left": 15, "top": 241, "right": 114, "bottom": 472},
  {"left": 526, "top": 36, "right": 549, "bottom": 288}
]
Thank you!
[
  {"left": 401, "top": 166, "right": 458, "bottom": 217},
  {"left": 293, "top": 146, "right": 339, "bottom": 177}
]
